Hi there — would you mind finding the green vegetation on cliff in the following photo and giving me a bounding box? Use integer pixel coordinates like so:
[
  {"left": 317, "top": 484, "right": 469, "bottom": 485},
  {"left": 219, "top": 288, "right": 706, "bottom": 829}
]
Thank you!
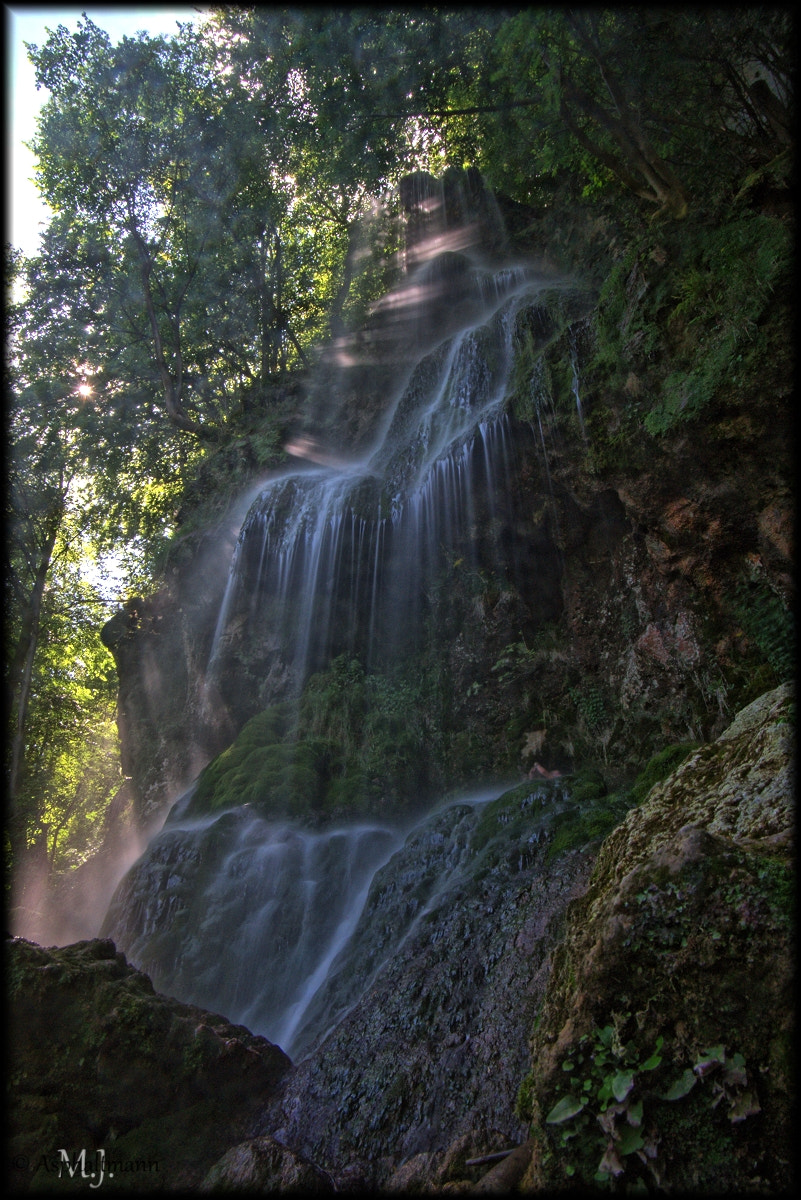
[{"left": 189, "top": 655, "right": 447, "bottom": 823}]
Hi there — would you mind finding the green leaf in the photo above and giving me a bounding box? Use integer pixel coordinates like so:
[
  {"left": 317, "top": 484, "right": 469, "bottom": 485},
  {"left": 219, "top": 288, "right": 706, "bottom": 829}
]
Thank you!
[
  {"left": 612, "top": 1070, "right": 635, "bottom": 1102},
  {"left": 626, "top": 1098, "right": 644, "bottom": 1127},
  {"left": 598, "top": 1076, "right": 615, "bottom": 1107},
  {"left": 617, "top": 1124, "right": 645, "bottom": 1155},
  {"left": 729, "top": 1090, "right": 761, "bottom": 1123},
  {"left": 659, "top": 1068, "right": 696, "bottom": 1100},
  {"left": 694, "top": 1045, "right": 725, "bottom": 1076},
  {"left": 545, "top": 1095, "right": 587, "bottom": 1124},
  {"left": 641, "top": 1036, "right": 663, "bottom": 1071}
]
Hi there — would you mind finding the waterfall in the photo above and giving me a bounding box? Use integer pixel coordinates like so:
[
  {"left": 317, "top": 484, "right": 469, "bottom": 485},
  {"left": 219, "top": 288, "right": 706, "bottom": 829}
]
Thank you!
[
  {"left": 103, "top": 170, "right": 590, "bottom": 1064},
  {"left": 102, "top": 808, "right": 403, "bottom": 1059},
  {"left": 101, "top": 781, "right": 577, "bottom": 1061},
  {"left": 206, "top": 257, "right": 572, "bottom": 695}
]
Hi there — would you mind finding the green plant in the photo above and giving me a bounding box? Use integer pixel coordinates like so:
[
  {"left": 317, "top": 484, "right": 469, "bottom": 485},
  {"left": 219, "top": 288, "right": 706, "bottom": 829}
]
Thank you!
[
  {"left": 643, "top": 214, "right": 790, "bottom": 435},
  {"left": 539, "top": 1024, "right": 759, "bottom": 1186},
  {"left": 628, "top": 741, "right": 699, "bottom": 804},
  {"left": 732, "top": 577, "right": 794, "bottom": 682},
  {"left": 491, "top": 637, "right": 540, "bottom": 684},
  {"left": 542, "top": 1017, "right": 662, "bottom": 1182},
  {"left": 545, "top": 791, "right": 632, "bottom": 863},
  {"left": 569, "top": 682, "right": 606, "bottom": 731}
]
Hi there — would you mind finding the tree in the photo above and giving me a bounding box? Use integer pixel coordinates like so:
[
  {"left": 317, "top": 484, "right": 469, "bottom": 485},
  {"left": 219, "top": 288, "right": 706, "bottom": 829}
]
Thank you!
[
  {"left": 444, "top": 8, "right": 793, "bottom": 218},
  {"left": 28, "top": 18, "right": 286, "bottom": 436},
  {"left": 5, "top": 243, "right": 129, "bottom": 909}
]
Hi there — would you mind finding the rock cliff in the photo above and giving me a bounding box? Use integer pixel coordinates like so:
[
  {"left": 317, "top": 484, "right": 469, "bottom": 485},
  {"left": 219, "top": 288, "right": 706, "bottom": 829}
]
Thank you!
[
  {"left": 99, "top": 190, "right": 792, "bottom": 832},
  {"left": 8, "top": 684, "right": 793, "bottom": 1192},
  {"left": 518, "top": 682, "right": 794, "bottom": 1193}
]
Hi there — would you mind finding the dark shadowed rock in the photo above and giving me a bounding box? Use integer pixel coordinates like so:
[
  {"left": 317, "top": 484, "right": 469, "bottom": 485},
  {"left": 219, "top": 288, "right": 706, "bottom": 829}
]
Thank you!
[
  {"left": 7, "top": 937, "right": 291, "bottom": 1192},
  {"left": 200, "top": 1135, "right": 334, "bottom": 1192}
]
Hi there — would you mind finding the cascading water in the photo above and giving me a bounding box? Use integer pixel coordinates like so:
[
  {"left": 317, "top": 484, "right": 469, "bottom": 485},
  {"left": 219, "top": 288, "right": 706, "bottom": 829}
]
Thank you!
[
  {"left": 101, "top": 781, "right": 579, "bottom": 1062},
  {"left": 205, "top": 258, "right": 574, "bottom": 700},
  {"left": 102, "top": 804, "right": 404, "bottom": 1058},
  {"left": 103, "top": 170, "right": 592, "bottom": 1067}
]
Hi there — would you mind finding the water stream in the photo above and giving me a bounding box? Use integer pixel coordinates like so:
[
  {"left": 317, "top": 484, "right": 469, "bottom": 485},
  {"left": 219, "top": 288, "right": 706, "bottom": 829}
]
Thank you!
[
  {"left": 102, "top": 781, "right": 576, "bottom": 1060},
  {"left": 103, "top": 175, "right": 587, "bottom": 1061}
]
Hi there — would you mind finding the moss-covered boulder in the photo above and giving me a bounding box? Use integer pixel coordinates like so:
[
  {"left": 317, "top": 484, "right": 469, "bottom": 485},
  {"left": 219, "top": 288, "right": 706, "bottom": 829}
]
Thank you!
[
  {"left": 516, "top": 683, "right": 794, "bottom": 1192},
  {"left": 7, "top": 937, "right": 291, "bottom": 1192}
]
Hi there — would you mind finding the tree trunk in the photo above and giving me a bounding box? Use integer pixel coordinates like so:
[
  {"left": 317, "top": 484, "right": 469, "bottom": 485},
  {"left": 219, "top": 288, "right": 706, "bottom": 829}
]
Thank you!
[
  {"left": 329, "top": 219, "right": 359, "bottom": 342},
  {"left": 7, "top": 506, "right": 62, "bottom": 868},
  {"left": 559, "top": 70, "right": 689, "bottom": 217},
  {"left": 560, "top": 14, "right": 690, "bottom": 217},
  {"left": 258, "top": 226, "right": 270, "bottom": 391}
]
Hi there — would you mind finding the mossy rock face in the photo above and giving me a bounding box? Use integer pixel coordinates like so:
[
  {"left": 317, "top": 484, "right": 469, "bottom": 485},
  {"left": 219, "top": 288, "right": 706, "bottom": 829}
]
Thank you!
[
  {"left": 187, "top": 659, "right": 447, "bottom": 825},
  {"left": 564, "top": 766, "right": 608, "bottom": 804},
  {"left": 518, "top": 683, "right": 794, "bottom": 1193},
  {"left": 7, "top": 937, "right": 291, "bottom": 1192},
  {"left": 188, "top": 704, "right": 345, "bottom": 823},
  {"left": 628, "top": 740, "right": 699, "bottom": 804}
]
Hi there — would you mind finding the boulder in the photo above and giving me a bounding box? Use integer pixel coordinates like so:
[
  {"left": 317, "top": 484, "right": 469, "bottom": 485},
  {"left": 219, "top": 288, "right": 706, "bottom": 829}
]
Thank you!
[
  {"left": 7, "top": 937, "right": 291, "bottom": 1192},
  {"left": 517, "top": 683, "right": 794, "bottom": 1193},
  {"left": 200, "top": 1135, "right": 334, "bottom": 1192}
]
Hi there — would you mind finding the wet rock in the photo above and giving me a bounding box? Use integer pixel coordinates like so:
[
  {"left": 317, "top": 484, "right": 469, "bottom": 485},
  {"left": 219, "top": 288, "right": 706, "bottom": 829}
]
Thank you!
[
  {"left": 200, "top": 1135, "right": 334, "bottom": 1192},
  {"left": 257, "top": 787, "right": 596, "bottom": 1188}
]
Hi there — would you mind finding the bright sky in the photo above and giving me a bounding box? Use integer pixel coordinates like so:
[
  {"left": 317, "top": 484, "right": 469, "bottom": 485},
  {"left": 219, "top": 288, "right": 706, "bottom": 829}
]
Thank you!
[{"left": 5, "top": 4, "right": 206, "bottom": 259}]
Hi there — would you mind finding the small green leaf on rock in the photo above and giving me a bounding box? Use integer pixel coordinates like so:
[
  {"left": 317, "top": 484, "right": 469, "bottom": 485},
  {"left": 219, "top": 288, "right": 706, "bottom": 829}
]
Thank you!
[
  {"left": 618, "top": 1124, "right": 645, "bottom": 1155},
  {"left": 546, "top": 1094, "right": 587, "bottom": 1123},
  {"left": 694, "top": 1045, "right": 725, "bottom": 1076},
  {"left": 660, "top": 1068, "right": 696, "bottom": 1100},
  {"left": 641, "top": 1037, "right": 663, "bottom": 1070},
  {"left": 729, "top": 1090, "right": 761, "bottom": 1123}
]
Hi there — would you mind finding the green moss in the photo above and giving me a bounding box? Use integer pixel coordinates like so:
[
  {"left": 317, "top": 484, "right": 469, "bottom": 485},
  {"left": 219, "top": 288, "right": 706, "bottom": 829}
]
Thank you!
[
  {"left": 731, "top": 575, "right": 795, "bottom": 683},
  {"left": 472, "top": 782, "right": 563, "bottom": 857},
  {"left": 566, "top": 767, "right": 608, "bottom": 804},
  {"left": 545, "top": 791, "right": 633, "bottom": 862},
  {"left": 628, "top": 741, "right": 699, "bottom": 804},
  {"left": 188, "top": 655, "right": 453, "bottom": 822}
]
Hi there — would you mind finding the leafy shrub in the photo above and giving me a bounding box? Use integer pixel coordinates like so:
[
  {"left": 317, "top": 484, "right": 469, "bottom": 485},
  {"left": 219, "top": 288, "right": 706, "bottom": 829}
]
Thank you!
[
  {"left": 644, "top": 213, "right": 790, "bottom": 435},
  {"left": 569, "top": 682, "right": 606, "bottom": 731},
  {"left": 520, "top": 1020, "right": 759, "bottom": 1187}
]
